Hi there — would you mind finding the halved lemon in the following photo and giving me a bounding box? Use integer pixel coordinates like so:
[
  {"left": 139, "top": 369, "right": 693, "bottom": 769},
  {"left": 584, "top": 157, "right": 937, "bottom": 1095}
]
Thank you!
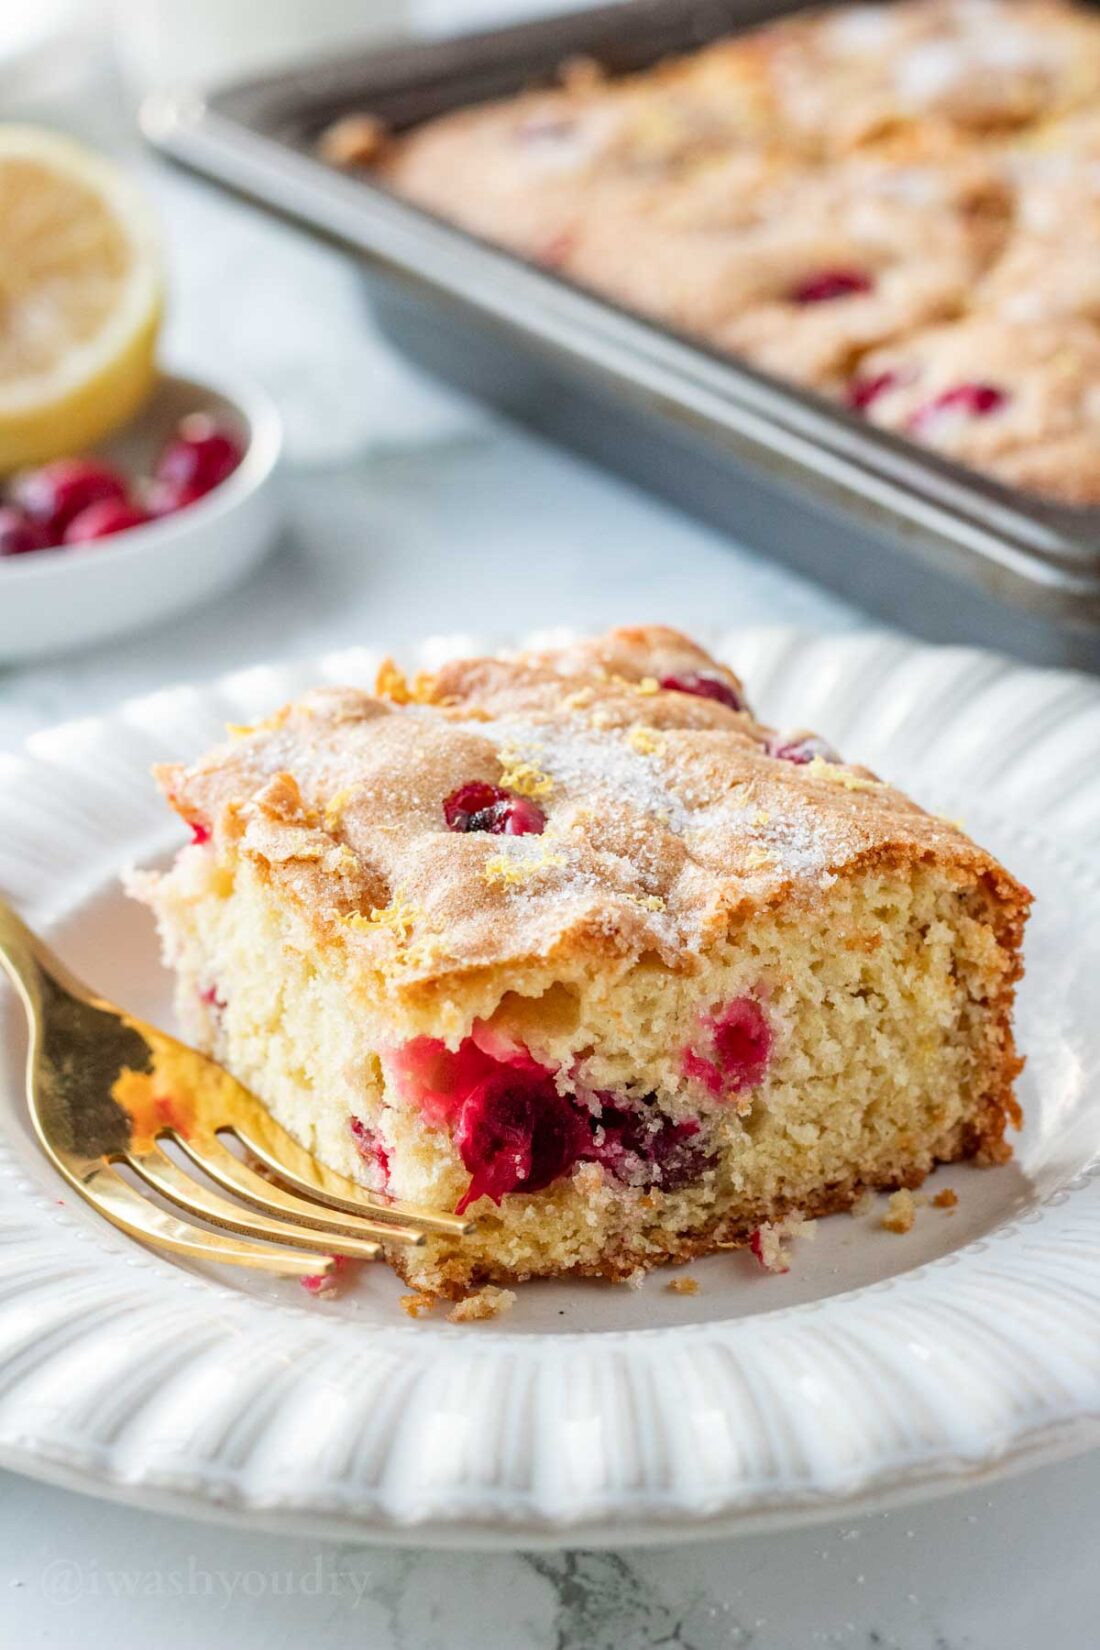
[{"left": 0, "top": 126, "right": 163, "bottom": 473}]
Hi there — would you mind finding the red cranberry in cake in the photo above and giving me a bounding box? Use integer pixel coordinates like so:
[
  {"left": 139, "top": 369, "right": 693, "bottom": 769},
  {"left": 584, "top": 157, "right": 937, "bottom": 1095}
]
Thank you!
[
  {"left": 766, "top": 732, "right": 839, "bottom": 765},
  {"left": 386, "top": 1032, "right": 546, "bottom": 1127},
  {"left": 516, "top": 114, "right": 578, "bottom": 146},
  {"left": 907, "top": 383, "right": 1007, "bottom": 435},
  {"left": 349, "top": 1116, "right": 391, "bottom": 1187},
  {"left": 660, "top": 672, "right": 744, "bottom": 713},
  {"left": 844, "top": 370, "right": 899, "bottom": 412},
  {"left": 155, "top": 413, "right": 244, "bottom": 499},
  {"left": 189, "top": 820, "right": 212, "bottom": 845},
  {"left": 12, "top": 458, "right": 129, "bottom": 538},
  {"left": 443, "top": 781, "right": 545, "bottom": 835},
  {"left": 790, "top": 269, "right": 874, "bottom": 304},
  {"left": 683, "top": 996, "right": 772, "bottom": 1099},
  {"left": 63, "top": 499, "right": 151, "bottom": 544},
  {"left": 454, "top": 1068, "right": 590, "bottom": 1213},
  {"left": 592, "top": 1101, "right": 713, "bottom": 1192},
  {"left": 536, "top": 230, "right": 578, "bottom": 268},
  {"left": 0, "top": 507, "right": 53, "bottom": 557}
]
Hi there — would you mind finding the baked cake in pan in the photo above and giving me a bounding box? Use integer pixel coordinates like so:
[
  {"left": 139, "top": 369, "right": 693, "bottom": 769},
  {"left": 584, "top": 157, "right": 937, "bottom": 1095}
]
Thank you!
[
  {"left": 331, "top": 0, "right": 1100, "bottom": 504},
  {"left": 134, "top": 629, "right": 1030, "bottom": 1296}
]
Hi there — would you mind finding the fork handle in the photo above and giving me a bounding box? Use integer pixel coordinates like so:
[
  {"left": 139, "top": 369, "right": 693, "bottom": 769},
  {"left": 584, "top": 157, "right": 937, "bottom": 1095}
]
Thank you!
[{"left": 0, "top": 896, "right": 90, "bottom": 1014}]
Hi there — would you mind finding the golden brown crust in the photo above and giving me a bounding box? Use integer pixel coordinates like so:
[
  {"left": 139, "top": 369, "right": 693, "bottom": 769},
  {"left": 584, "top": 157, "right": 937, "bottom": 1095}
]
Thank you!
[{"left": 156, "top": 628, "right": 1030, "bottom": 1011}]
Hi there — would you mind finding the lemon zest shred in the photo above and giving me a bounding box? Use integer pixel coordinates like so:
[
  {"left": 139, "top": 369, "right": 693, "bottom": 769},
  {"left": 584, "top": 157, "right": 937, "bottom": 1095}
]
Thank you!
[
  {"left": 344, "top": 891, "right": 421, "bottom": 942},
  {"left": 806, "top": 757, "right": 883, "bottom": 793},
  {"left": 483, "top": 849, "right": 566, "bottom": 888},
  {"left": 497, "top": 747, "right": 553, "bottom": 798},
  {"left": 626, "top": 725, "right": 663, "bottom": 756},
  {"left": 324, "top": 787, "right": 356, "bottom": 832},
  {"left": 625, "top": 892, "right": 667, "bottom": 912}
]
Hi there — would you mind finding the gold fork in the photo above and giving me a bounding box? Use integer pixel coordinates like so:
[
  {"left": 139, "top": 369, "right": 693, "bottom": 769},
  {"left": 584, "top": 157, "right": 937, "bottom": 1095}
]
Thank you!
[{"left": 0, "top": 897, "right": 472, "bottom": 1282}]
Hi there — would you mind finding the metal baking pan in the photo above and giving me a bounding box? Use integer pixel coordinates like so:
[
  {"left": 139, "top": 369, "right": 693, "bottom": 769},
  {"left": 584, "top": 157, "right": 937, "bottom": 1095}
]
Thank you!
[{"left": 143, "top": 0, "right": 1100, "bottom": 671}]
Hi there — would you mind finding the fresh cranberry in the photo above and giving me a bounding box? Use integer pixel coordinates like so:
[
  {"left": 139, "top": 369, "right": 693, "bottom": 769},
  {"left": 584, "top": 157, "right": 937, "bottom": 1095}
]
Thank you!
[
  {"left": 765, "top": 732, "right": 838, "bottom": 765},
  {"left": 199, "top": 984, "right": 225, "bottom": 1010},
  {"left": 454, "top": 1068, "right": 590, "bottom": 1213},
  {"left": 63, "top": 499, "right": 151, "bottom": 544},
  {"left": 189, "top": 820, "right": 211, "bottom": 846},
  {"left": 659, "top": 672, "right": 745, "bottom": 713},
  {"left": 907, "top": 382, "right": 1007, "bottom": 434},
  {"left": 683, "top": 996, "right": 772, "bottom": 1098},
  {"left": 146, "top": 477, "right": 206, "bottom": 518},
  {"left": 12, "top": 458, "right": 129, "bottom": 537},
  {"left": 790, "top": 269, "right": 874, "bottom": 304},
  {"left": 845, "top": 370, "right": 898, "bottom": 412},
  {"left": 0, "top": 507, "right": 53, "bottom": 557},
  {"left": 591, "top": 1100, "right": 713, "bottom": 1192},
  {"left": 443, "top": 781, "right": 545, "bottom": 835},
  {"left": 349, "top": 1116, "right": 391, "bottom": 1187},
  {"left": 155, "top": 413, "right": 244, "bottom": 499}
]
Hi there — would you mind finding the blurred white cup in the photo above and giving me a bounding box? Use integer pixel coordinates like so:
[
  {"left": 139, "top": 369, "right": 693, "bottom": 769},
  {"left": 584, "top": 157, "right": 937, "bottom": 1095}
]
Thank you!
[{"left": 111, "top": 0, "right": 410, "bottom": 93}]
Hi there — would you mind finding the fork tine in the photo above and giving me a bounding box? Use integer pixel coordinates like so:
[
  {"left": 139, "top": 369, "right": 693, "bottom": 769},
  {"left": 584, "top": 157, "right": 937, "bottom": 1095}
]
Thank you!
[
  {"left": 171, "top": 1131, "right": 426, "bottom": 1248},
  {"left": 77, "top": 1164, "right": 338, "bottom": 1279},
  {"left": 123, "top": 1145, "right": 383, "bottom": 1261},
  {"left": 230, "top": 1116, "right": 474, "bottom": 1237}
]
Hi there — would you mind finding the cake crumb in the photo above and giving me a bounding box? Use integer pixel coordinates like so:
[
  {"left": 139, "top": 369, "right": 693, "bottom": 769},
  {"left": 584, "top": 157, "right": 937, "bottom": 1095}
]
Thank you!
[
  {"left": 750, "top": 1213, "right": 816, "bottom": 1274},
  {"left": 446, "top": 1286, "right": 517, "bottom": 1323},
  {"left": 882, "top": 1189, "right": 918, "bottom": 1234},
  {"left": 850, "top": 1190, "right": 878, "bottom": 1217},
  {"left": 623, "top": 1267, "right": 647, "bottom": 1290},
  {"left": 932, "top": 1187, "right": 959, "bottom": 1211},
  {"left": 665, "top": 1276, "right": 700, "bottom": 1296},
  {"left": 400, "top": 1291, "right": 438, "bottom": 1319}
]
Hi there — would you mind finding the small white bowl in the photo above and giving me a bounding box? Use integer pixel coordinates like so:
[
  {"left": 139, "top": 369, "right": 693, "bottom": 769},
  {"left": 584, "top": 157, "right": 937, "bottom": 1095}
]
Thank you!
[{"left": 0, "top": 368, "right": 283, "bottom": 662}]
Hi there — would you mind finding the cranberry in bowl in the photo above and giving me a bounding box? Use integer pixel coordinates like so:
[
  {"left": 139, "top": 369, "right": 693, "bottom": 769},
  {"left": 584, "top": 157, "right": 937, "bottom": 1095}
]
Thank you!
[{"left": 0, "top": 368, "right": 282, "bottom": 662}]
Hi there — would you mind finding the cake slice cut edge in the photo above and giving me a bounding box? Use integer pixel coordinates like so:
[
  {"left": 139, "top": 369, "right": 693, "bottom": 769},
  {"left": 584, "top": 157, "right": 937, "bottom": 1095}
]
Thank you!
[{"left": 131, "top": 626, "right": 1031, "bottom": 1298}]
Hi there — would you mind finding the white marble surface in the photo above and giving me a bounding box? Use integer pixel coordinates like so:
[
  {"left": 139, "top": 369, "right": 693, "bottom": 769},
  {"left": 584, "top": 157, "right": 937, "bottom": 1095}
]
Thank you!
[{"left": 1, "top": 7, "right": 1098, "bottom": 1647}]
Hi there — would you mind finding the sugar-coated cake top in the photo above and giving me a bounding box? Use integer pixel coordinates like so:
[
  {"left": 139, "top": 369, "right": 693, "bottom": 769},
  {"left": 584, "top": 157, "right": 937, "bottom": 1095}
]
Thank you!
[{"left": 156, "top": 628, "right": 1021, "bottom": 997}]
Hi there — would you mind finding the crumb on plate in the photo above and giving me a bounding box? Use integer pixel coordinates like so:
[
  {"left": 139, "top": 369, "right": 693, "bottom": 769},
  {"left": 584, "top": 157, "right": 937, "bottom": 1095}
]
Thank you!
[
  {"left": 882, "top": 1189, "right": 918, "bottom": 1234},
  {"left": 400, "top": 1290, "right": 437, "bottom": 1319},
  {"left": 750, "top": 1212, "right": 816, "bottom": 1274},
  {"left": 446, "top": 1285, "right": 518, "bottom": 1323}
]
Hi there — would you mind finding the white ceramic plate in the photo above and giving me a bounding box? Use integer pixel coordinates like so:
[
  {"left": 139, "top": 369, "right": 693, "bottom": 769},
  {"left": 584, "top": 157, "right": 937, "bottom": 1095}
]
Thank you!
[
  {"left": 0, "top": 369, "right": 282, "bottom": 663},
  {"left": 0, "top": 628, "right": 1098, "bottom": 1548}
]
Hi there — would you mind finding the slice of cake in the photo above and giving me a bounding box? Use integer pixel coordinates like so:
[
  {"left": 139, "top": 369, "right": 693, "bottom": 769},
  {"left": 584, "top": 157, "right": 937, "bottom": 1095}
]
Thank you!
[{"left": 134, "top": 628, "right": 1030, "bottom": 1296}]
